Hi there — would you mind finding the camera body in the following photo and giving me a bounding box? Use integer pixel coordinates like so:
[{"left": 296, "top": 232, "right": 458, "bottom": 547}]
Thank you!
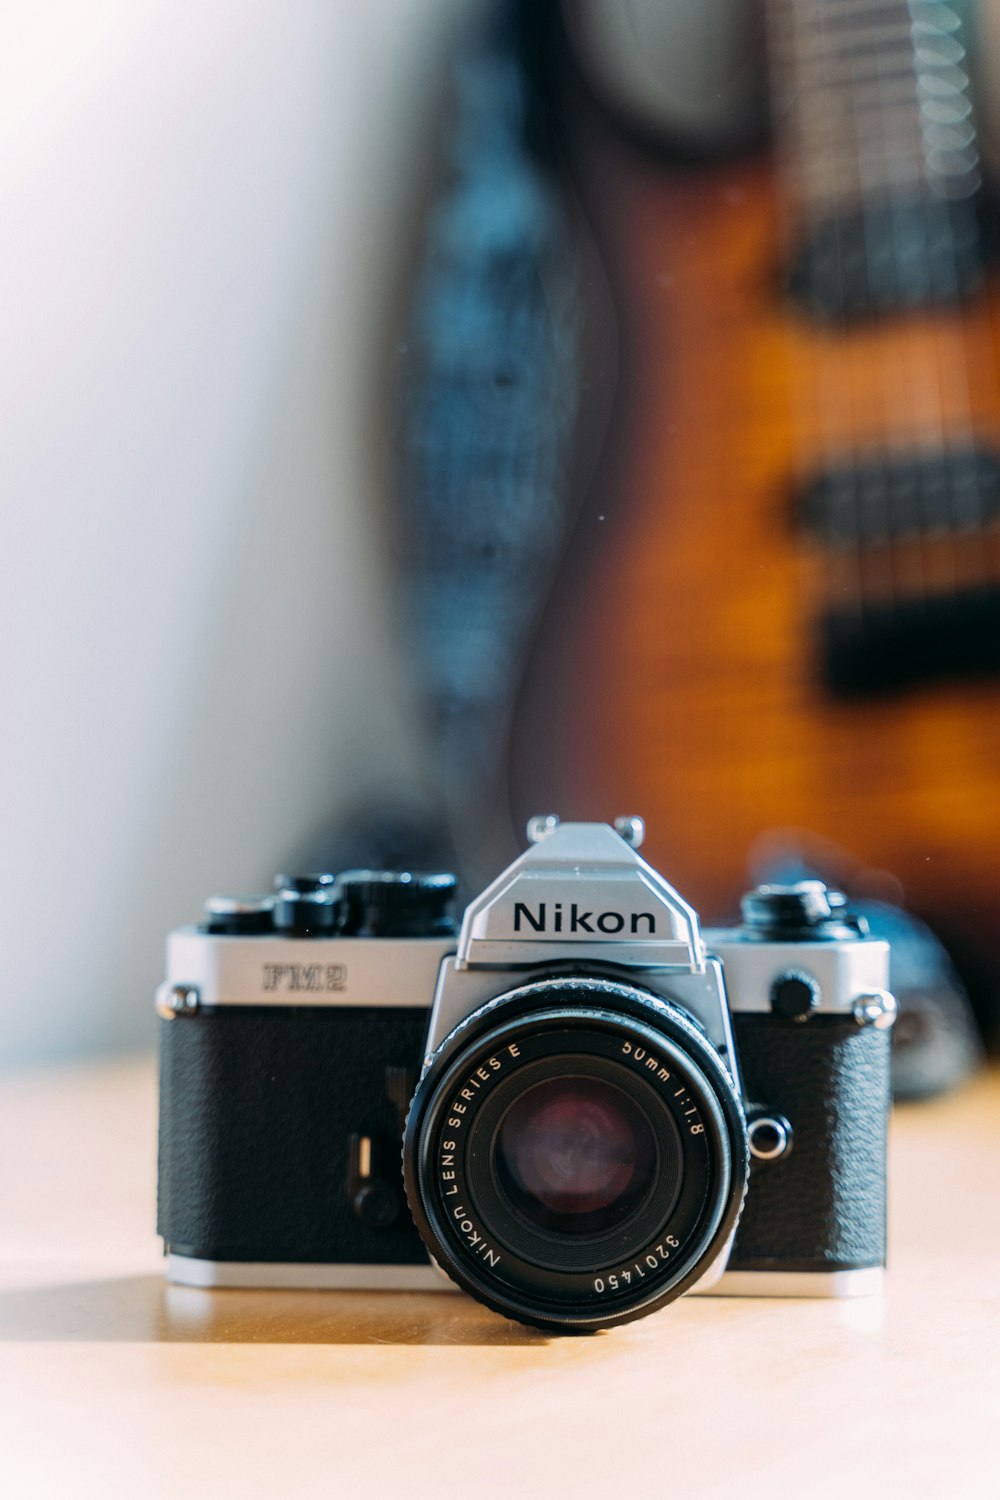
[{"left": 157, "top": 819, "right": 896, "bottom": 1328}]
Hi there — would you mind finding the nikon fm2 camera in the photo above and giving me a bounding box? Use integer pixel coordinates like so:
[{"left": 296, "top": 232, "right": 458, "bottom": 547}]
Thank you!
[{"left": 157, "top": 817, "right": 897, "bottom": 1332}]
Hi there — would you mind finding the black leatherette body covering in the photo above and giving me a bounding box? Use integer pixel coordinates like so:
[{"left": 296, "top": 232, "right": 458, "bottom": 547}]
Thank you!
[
  {"left": 157, "top": 1007, "right": 431, "bottom": 1265},
  {"left": 730, "top": 1014, "right": 891, "bottom": 1271}
]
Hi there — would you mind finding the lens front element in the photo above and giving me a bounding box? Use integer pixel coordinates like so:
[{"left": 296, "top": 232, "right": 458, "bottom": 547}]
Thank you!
[
  {"left": 404, "top": 978, "right": 748, "bottom": 1332},
  {"left": 497, "top": 1075, "right": 657, "bottom": 1231}
]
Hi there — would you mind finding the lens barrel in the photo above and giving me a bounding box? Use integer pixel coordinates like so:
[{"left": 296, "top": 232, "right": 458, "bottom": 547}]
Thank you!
[{"left": 403, "top": 977, "right": 748, "bottom": 1332}]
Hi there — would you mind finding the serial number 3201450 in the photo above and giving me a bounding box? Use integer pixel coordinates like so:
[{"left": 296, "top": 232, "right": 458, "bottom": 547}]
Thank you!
[{"left": 594, "top": 1236, "right": 679, "bottom": 1294}]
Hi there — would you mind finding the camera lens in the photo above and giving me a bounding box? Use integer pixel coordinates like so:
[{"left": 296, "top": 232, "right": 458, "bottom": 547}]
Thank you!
[
  {"left": 495, "top": 1075, "right": 657, "bottom": 1233},
  {"left": 403, "top": 977, "right": 748, "bottom": 1332}
]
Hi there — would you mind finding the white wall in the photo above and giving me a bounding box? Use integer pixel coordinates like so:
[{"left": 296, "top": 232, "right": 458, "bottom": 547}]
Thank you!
[{"left": 0, "top": 0, "right": 467, "bottom": 1068}]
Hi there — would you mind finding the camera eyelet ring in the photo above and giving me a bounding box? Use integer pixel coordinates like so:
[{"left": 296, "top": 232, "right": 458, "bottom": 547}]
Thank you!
[{"left": 747, "top": 1113, "right": 792, "bottom": 1162}]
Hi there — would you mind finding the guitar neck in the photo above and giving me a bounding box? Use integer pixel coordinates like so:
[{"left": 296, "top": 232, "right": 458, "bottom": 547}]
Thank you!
[
  {"left": 768, "top": 0, "right": 980, "bottom": 210},
  {"left": 766, "top": 0, "right": 984, "bottom": 318}
]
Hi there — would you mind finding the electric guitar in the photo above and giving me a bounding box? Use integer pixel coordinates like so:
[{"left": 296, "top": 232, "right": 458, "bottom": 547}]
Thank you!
[{"left": 514, "top": 0, "right": 1000, "bottom": 1032}]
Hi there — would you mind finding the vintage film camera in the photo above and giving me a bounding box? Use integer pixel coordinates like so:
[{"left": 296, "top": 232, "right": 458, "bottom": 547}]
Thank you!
[{"left": 156, "top": 817, "right": 896, "bottom": 1332}]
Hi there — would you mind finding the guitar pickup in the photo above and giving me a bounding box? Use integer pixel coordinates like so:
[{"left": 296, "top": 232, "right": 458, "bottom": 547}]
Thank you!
[
  {"left": 786, "top": 195, "right": 983, "bottom": 323},
  {"left": 798, "top": 445, "right": 1000, "bottom": 546},
  {"left": 822, "top": 586, "right": 1000, "bottom": 696}
]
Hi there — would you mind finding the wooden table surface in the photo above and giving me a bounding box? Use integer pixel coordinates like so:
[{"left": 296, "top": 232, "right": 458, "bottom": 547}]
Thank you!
[{"left": 1, "top": 1056, "right": 998, "bottom": 1499}]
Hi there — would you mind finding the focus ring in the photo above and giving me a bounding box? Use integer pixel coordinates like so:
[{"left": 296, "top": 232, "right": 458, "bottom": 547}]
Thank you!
[{"left": 403, "top": 977, "right": 749, "bottom": 1332}]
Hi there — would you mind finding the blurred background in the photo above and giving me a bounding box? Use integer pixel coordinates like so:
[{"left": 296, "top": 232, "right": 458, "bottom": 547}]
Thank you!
[
  {"left": 0, "top": 0, "right": 470, "bottom": 1067},
  {"left": 4, "top": 0, "right": 1000, "bottom": 1080}
]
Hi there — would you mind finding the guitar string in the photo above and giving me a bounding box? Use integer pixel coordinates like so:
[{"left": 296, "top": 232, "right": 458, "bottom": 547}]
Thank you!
[
  {"left": 839, "top": 0, "right": 957, "bottom": 615},
  {"left": 915, "top": 3, "right": 970, "bottom": 600},
  {"left": 788, "top": 0, "right": 869, "bottom": 619},
  {"left": 912, "top": 0, "right": 990, "bottom": 602},
  {"left": 852, "top": 0, "right": 908, "bottom": 615},
  {"left": 769, "top": 1, "right": 984, "bottom": 642},
  {"left": 942, "top": 2, "right": 1000, "bottom": 595},
  {"left": 977, "top": 0, "right": 1000, "bottom": 584},
  {"left": 762, "top": 0, "right": 826, "bottom": 597},
  {"left": 941, "top": 0, "right": 1000, "bottom": 591},
  {"left": 874, "top": 0, "right": 942, "bottom": 609},
  {"left": 977, "top": 26, "right": 1000, "bottom": 588},
  {"left": 777, "top": 0, "right": 862, "bottom": 620},
  {"left": 830, "top": 0, "right": 997, "bottom": 635},
  {"left": 898, "top": 2, "right": 997, "bottom": 601},
  {"left": 784, "top": 0, "right": 870, "bottom": 617},
  {"left": 867, "top": 0, "right": 986, "bottom": 611},
  {"left": 805, "top": 0, "right": 980, "bottom": 618},
  {"left": 800, "top": 0, "right": 891, "bottom": 618}
]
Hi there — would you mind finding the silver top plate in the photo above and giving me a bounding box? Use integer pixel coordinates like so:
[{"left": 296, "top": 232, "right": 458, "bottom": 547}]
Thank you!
[{"left": 161, "top": 929, "right": 454, "bottom": 1009}]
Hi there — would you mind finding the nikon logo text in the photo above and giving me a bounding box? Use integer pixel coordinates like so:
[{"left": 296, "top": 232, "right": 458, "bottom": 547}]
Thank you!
[
  {"left": 513, "top": 902, "right": 655, "bottom": 936},
  {"left": 261, "top": 963, "right": 347, "bottom": 993}
]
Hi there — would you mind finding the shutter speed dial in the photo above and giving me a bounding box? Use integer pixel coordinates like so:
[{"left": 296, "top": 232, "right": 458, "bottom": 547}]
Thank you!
[{"left": 337, "top": 870, "right": 457, "bottom": 937}]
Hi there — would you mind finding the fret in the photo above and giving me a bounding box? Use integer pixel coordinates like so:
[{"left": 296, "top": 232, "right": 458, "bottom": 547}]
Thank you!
[
  {"left": 780, "top": 153, "right": 976, "bottom": 209},
  {"left": 786, "top": 109, "right": 924, "bottom": 156},
  {"left": 792, "top": 51, "right": 941, "bottom": 90},
  {"left": 794, "top": 0, "right": 904, "bottom": 22},
  {"left": 773, "top": 21, "right": 912, "bottom": 62},
  {"left": 785, "top": 35, "right": 965, "bottom": 79},
  {"left": 785, "top": 101, "right": 925, "bottom": 166},
  {"left": 772, "top": 0, "right": 913, "bottom": 48},
  {"left": 770, "top": 2, "right": 965, "bottom": 74},
  {"left": 785, "top": 162, "right": 928, "bottom": 212},
  {"left": 772, "top": 46, "right": 961, "bottom": 103},
  {"left": 794, "top": 0, "right": 945, "bottom": 25}
]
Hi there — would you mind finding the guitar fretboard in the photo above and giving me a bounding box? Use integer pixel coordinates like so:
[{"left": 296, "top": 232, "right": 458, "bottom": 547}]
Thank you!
[{"left": 767, "top": 0, "right": 983, "bottom": 318}]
